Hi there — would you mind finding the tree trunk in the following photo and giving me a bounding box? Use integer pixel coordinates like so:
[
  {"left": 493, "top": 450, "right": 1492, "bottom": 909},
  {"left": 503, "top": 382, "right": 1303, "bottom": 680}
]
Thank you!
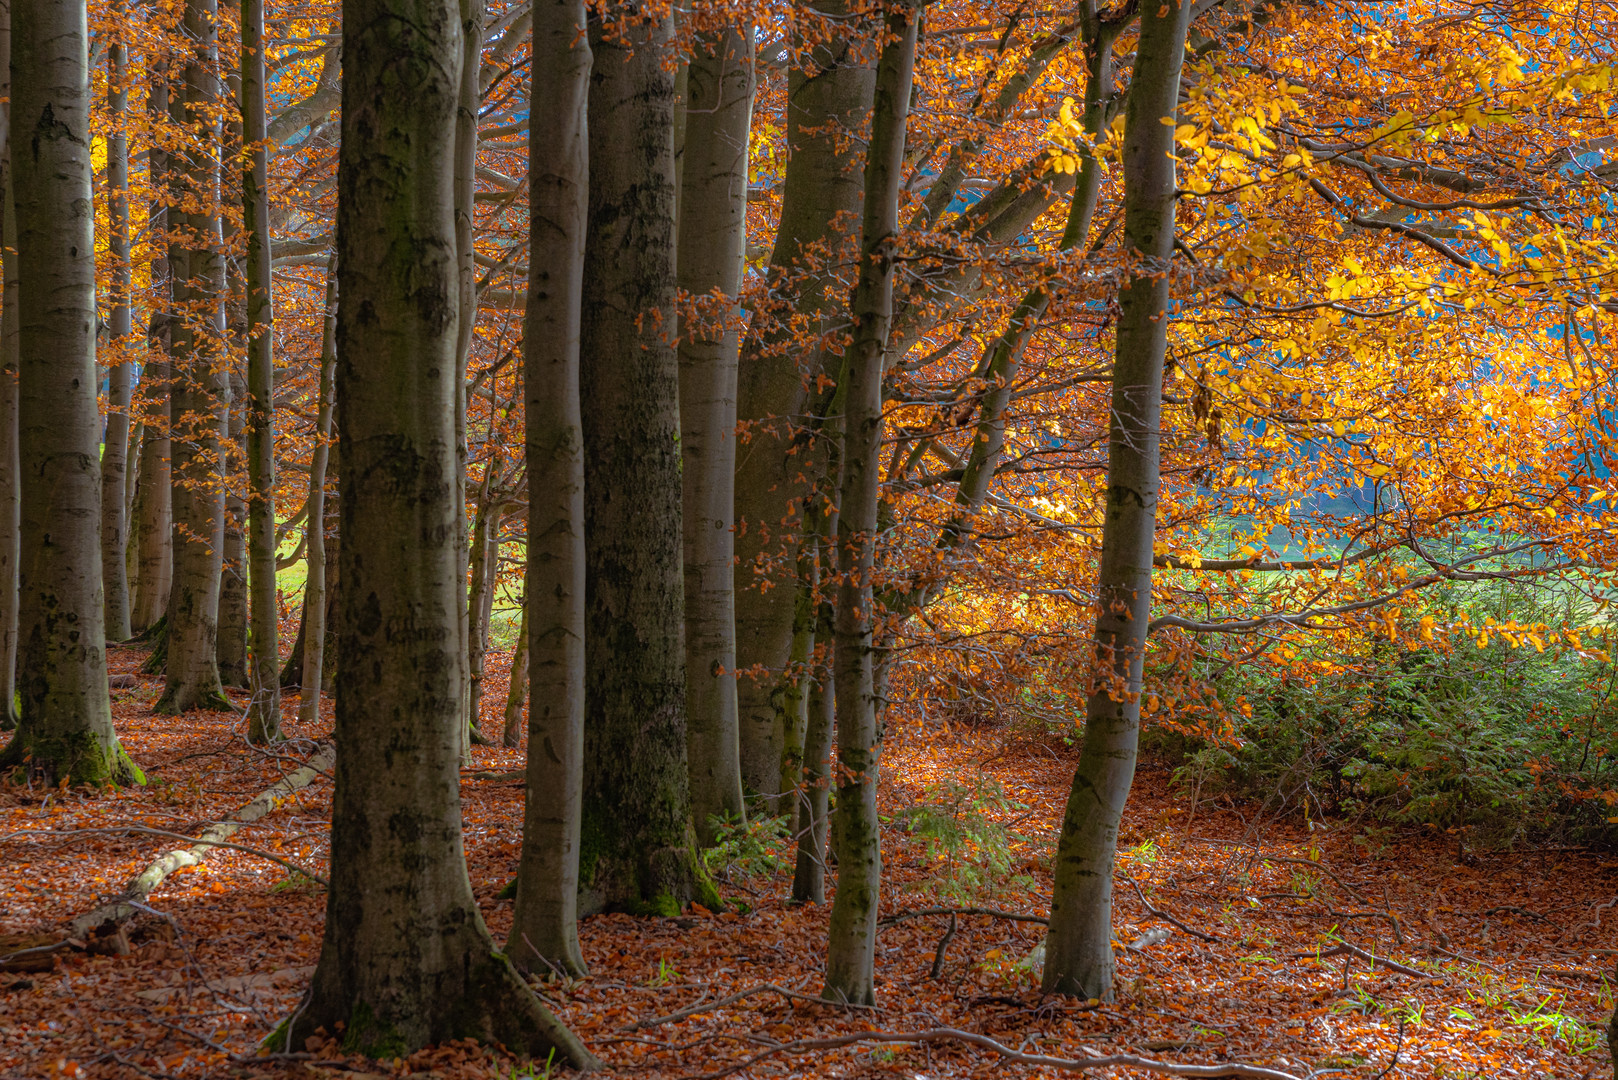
[
  {"left": 280, "top": 0, "right": 595, "bottom": 1061},
  {"left": 216, "top": 394, "right": 250, "bottom": 689},
  {"left": 243, "top": 0, "right": 280, "bottom": 740},
  {"left": 733, "top": 0, "right": 875, "bottom": 809},
  {"left": 128, "top": 359, "right": 172, "bottom": 633},
  {"left": 791, "top": 536, "right": 833, "bottom": 906},
  {"left": 298, "top": 265, "right": 336, "bottom": 725},
  {"left": 576, "top": 10, "right": 716, "bottom": 918},
  {"left": 508, "top": 0, "right": 590, "bottom": 978},
  {"left": 100, "top": 28, "right": 134, "bottom": 643},
  {"left": 465, "top": 495, "right": 504, "bottom": 734},
  {"left": 500, "top": 599, "right": 527, "bottom": 749},
  {"left": 0, "top": 3, "right": 19, "bottom": 731},
  {"left": 159, "top": 0, "right": 230, "bottom": 714},
  {"left": 821, "top": 0, "right": 917, "bottom": 1007},
  {"left": 1042, "top": 0, "right": 1193, "bottom": 1003},
  {"left": 678, "top": 20, "right": 754, "bottom": 844},
  {"left": 0, "top": 0, "right": 135, "bottom": 785}
]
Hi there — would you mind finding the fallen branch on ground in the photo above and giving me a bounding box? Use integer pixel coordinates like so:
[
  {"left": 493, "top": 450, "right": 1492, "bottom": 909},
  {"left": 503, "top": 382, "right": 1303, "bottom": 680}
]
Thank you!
[
  {"left": 879, "top": 906, "right": 1049, "bottom": 927},
  {"left": 687, "top": 1025, "right": 1322, "bottom": 1079},
  {"left": 1299, "top": 938, "right": 1435, "bottom": 980},
  {"left": 1127, "top": 878, "right": 1220, "bottom": 943}
]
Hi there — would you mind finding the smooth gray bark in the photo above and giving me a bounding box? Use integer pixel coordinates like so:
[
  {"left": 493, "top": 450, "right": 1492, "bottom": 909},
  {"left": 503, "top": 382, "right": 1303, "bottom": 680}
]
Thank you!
[
  {"left": 298, "top": 265, "right": 336, "bottom": 726},
  {"left": 1042, "top": 0, "right": 1194, "bottom": 1003},
  {"left": 0, "top": 0, "right": 19, "bottom": 731},
  {"left": 1, "top": 0, "right": 133, "bottom": 784},
  {"left": 678, "top": 21, "right": 754, "bottom": 844},
  {"left": 159, "top": 0, "right": 230, "bottom": 713},
  {"left": 100, "top": 29, "right": 134, "bottom": 642},
  {"left": 576, "top": 11, "right": 717, "bottom": 917},
  {"left": 129, "top": 78, "right": 172, "bottom": 635},
  {"left": 733, "top": 0, "right": 875, "bottom": 808},
  {"left": 822, "top": 0, "right": 917, "bottom": 1007},
  {"left": 508, "top": 0, "right": 590, "bottom": 977},
  {"left": 243, "top": 0, "right": 280, "bottom": 740},
  {"left": 281, "top": 0, "right": 594, "bottom": 1060}
]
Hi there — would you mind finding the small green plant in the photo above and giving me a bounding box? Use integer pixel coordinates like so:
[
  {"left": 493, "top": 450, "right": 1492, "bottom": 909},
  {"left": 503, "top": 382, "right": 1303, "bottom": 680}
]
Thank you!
[
  {"left": 510, "top": 1049, "right": 558, "bottom": 1079},
  {"left": 648, "top": 956, "right": 680, "bottom": 987},
  {"left": 702, "top": 813, "right": 790, "bottom": 883},
  {"left": 900, "top": 776, "right": 1032, "bottom": 904}
]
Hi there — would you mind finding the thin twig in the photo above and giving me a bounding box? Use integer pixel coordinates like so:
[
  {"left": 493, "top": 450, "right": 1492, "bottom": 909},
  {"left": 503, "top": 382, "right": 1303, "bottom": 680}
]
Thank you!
[{"left": 1127, "top": 877, "right": 1219, "bottom": 943}]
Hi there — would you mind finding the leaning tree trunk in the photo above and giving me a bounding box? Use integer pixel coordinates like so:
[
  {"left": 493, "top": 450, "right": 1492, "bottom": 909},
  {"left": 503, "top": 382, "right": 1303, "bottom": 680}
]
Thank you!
[
  {"left": 243, "top": 0, "right": 280, "bottom": 740},
  {"left": 1042, "top": 0, "right": 1193, "bottom": 1003},
  {"left": 298, "top": 264, "right": 337, "bottom": 725},
  {"left": 100, "top": 27, "right": 135, "bottom": 643},
  {"left": 678, "top": 20, "right": 754, "bottom": 844},
  {"left": 0, "top": 3, "right": 19, "bottom": 731},
  {"left": 0, "top": 0, "right": 136, "bottom": 785},
  {"left": 576, "top": 10, "right": 717, "bottom": 918},
  {"left": 279, "top": 0, "right": 595, "bottom": 1062},
  {"left": 508, "top": 0, "right": 591, "bottom": 977},
  {"left": 821, "top": 0, "right": 918, "bottom": 1007},
  {"left": 159, "top": 0, "right": 231, "bottom": 714},
  {"left": 733, "top": 0, "right": 875, "bottom": 808}
]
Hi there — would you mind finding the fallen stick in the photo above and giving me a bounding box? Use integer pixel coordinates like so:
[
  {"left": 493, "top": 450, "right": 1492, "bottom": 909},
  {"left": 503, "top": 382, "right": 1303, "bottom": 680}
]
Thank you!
[
  {"left": 687, "top": 1025, "right": 1315, "bottom": 1080},
  {"left": 68, "top": 742, "right": 336, "bottom": 938},
  {"left": 879, "top": 906, "right": 1049, "bottom": 927},
  {"left": 1299, "top": 939, "right": 1434, "bottom": 980},
  {"left": 1127, "top": 877, "right": 1220, "bottom": 943}
]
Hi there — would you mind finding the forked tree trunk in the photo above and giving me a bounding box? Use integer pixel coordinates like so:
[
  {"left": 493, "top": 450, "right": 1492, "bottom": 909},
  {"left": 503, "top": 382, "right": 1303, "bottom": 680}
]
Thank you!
[
  {"left": 500, "top": 600, "right": 527, "bottom": 749},
  {"left": 733, "top": 0, "right": 875, "bottom": 808},
  {"left": 159, "top": 0, "right": 231, "bottom": 714},
  {"left": 508, "top": 0, "right": 590, "bottom": 977},
  {"left": 298, "top": 266, "right": 336, "bottom": 725},
  {"left": 0, "top": 4, "right": 19, "bottom": 731},
  {"left": 281, "top": 0, "right": 594, "bottom": 1061},
  {"left": 0, "top": 0, "right": 136, "bottom": 785},
  {"left": 1042, "top": 0, "right": 1193, "bottom": 1002},
  {"left": 822, "top": 0, "right": 917, "bottom": 1007},
  {"left": 678, "top": 20, "right": 754, "bottom": 843},
  {"left": 576, "top": 11, "right": 717, "bottom": 918},
  {"left": 101, "top": 27, "right": 134, "bottom": 643},
  {"left": 243, "top": 0, "right": 280, "bottom": 740}
]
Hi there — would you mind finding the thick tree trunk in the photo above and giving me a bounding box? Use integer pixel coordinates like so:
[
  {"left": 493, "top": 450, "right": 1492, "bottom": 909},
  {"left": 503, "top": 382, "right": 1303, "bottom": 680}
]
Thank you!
[
  {"left": 159, "top": 0, "right": 230, "bottom": 714},
  {"left": 0, "top": 5, "right": 19, "bottom": 731},
  {"left": 0, "top": 0, "right": 135, "bottom": 785},
  {"left": 1042, "top": 0, "right": 1193, "bottom": 1003},
  {"left": 243, "top": 0, "right": 280, "bottom": 740},
  {"left": 217, "top": 402, "right": 250, "bottom": 689},
  {"left": 281, "top": 0, "right": 594, "bottom": 1061},
  {"left": 465, "top": 495, "right": 504, "bottom": 733},
  {"left": 298, "top": 266, "right": 336, "bottom": 725},
  {"left": 500, "top": 599, "right": 527, "bottom": 749},
  {"left": 576, "top": 11, "right": 716, "bottom": 918},
  {"left": 822, "top": 0, "right": 917, "bottom": 1007},
  {"left": 678, "top": 21, "right": 754, "bottom": 844},
  {"left": 508, "top": 0, "right": 590, "bottom": 977},
  {"left": 100, "top": 30, "right": 134, "bottom": 643},
  {"left": 733, "top": 0, "right": 875, "bottom": 809}
]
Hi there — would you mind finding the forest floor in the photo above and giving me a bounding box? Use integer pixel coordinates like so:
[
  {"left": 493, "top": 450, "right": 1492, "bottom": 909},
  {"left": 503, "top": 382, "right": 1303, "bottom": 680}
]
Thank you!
[{"left": 2, "top": 646, "right": 1615, "bottom": 1079}]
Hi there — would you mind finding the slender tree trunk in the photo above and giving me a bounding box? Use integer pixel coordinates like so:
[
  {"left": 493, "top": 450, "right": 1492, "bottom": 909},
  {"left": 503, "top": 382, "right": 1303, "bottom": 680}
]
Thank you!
[
  {"left": 465, "top": 495, "right": 504, "bottom": 733},
  {"left": 298, "top": 265, "right": 336, "bottom": 725},
  {"left": 216, "top": 390, "right": 250, "bottom": 688},
  {"left": 100, "top": 27, "right": 134, "bottom": 642},
  {"left": 1042, "top": 0, "right": 1193, "bottom": 1003},
  {"left": 791, "top": 534, "right": 834, "bottom": 906},
  {"left": 128, "top": 361, "right": 172, "bottom": 632},
  {"left": 500, "top": 599, "right": 527, "bottom": 748},
  {"left": 734, "top": 0, "right": 875, "bottom": 809},
  {"left": 281, "top": 0, "right": 594, "bottom": 1059},
  {"left": 243, "top": 0, "right": 279, "bottom": 740},
  {"left": 508, "top": 0, "right": 590, "bottom": 977},
  {"left": 159, "top": 0, "right": 231, "bottom": 713},
  {"left": 451, "top": 0, "right": 483, "bottom": 757},
  {"left": 0, "top": 0, "right": 19, "bottom": 731},
  {"left": 0, "top": 0, "right": 136, "bottom": 784},
  {"left": 679, "top": 21, "right": 754, "bottom": 844},
  {"left": 576, "top": 10, "right": 717, "bottom": 918},
  {"left": 822, "top": 0, "right": 917, "bottom": 1007}
]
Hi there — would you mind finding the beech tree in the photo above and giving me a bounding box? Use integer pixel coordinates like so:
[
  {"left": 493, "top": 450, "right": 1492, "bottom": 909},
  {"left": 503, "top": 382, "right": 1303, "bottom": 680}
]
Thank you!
[
  {"left": 0, "top": 0, "right": 19, "bottom": 732},
  {"left": 0, "top": 0, "right": 134, "bottom": 784},
  {"left": 281, "top": 0, "right": 593, "bottom": 1061}
]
